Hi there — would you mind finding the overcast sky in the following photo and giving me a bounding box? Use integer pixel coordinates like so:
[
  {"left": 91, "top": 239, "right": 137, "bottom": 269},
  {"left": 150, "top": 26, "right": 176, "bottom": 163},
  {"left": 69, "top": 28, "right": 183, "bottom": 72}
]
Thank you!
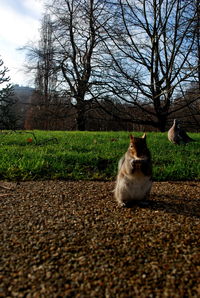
[{"left": 0, "top": 0, "right": 44, "bottom": 87}]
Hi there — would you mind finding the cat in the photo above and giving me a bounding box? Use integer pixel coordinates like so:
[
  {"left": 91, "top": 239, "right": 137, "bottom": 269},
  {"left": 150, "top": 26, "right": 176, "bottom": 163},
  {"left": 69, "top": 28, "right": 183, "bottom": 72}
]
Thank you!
[{"left": 114, "top": 133, "right": 152, "bottom": 207}]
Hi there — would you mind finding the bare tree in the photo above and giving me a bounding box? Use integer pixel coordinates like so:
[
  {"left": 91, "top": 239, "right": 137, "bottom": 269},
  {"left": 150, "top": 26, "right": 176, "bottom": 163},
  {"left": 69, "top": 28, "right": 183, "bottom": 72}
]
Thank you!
[
  {"left": 0, "top": 57, "right": 15, "bottom": 129},
  {"left": 167, "top": 0, "right": 200, "bottom": 129},
  {"left": 192, "top": 0, "right": 200, "bottom": 90},
  {"left": 101, "top": 0, "right": 199, "bottom": 131},
  {"left": 47, "top": 0, "right": 111, "bottom": 130}
]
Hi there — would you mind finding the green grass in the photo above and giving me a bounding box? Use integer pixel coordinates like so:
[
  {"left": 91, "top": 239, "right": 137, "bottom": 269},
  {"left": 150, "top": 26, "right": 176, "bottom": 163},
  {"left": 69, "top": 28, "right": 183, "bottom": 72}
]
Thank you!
[{"left": 0, "top": 130, "right": 199, "bottom": 181}]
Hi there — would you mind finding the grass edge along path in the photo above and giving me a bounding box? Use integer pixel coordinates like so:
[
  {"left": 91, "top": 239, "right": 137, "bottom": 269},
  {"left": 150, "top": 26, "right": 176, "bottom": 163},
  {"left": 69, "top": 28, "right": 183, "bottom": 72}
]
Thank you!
[{"left": 0, "top": 130, "right": 199, "bottom": 181}]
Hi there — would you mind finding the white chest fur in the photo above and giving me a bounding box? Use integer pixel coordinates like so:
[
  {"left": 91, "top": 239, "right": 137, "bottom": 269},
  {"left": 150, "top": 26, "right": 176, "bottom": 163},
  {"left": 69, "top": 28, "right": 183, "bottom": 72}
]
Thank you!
[
  {"left": 124, "top": 174, "right": 152, "bottom": 200},
  {"left": 115, "top": 172, "right": 152, "bottom": 206}
]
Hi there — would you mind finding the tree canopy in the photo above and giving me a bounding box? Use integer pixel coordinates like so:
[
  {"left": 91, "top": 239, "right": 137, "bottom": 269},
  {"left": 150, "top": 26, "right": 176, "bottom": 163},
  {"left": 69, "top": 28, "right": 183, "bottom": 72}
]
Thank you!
[{"left": 25, "top": 0, "right": 200, "bottom": 131}]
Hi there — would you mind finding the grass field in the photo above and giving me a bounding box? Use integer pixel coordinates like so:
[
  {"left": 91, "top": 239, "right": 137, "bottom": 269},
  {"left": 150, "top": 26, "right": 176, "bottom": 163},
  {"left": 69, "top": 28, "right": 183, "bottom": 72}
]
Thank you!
[{"left": 0, "top": 130, "right": 199, "bottom": 181}]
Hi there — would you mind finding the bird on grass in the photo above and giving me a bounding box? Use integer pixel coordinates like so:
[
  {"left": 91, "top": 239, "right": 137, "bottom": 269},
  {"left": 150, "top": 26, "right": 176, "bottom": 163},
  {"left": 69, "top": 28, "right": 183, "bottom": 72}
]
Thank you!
[{"left": 168, "top": 119, "right": 195, "bottom": 145}]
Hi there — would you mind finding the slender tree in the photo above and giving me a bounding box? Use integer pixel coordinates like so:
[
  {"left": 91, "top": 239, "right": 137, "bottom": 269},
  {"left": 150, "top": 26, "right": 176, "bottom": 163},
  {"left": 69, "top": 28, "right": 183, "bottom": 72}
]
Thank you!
[
  {"left": 24, "top": 14, "right": 63, "bottom": 129},
  {"left": 35, "top": 14, "right": 58, "bottom": 102}
]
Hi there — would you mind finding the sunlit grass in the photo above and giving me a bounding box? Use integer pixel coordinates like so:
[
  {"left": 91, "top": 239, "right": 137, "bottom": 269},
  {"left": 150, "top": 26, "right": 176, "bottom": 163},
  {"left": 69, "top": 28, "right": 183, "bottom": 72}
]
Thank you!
[{"left": 0, "top": 130, "right": 199, "bottom": 181}]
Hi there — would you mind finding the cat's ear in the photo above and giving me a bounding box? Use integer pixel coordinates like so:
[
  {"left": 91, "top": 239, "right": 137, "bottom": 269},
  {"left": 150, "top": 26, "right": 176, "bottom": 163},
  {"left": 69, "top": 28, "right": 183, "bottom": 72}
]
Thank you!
[
  {"left": 130, "top": 134, "right": 134, "bottom": 141},
  {"left": 142, "top": 133, "right": 146, "bottom": 139}
]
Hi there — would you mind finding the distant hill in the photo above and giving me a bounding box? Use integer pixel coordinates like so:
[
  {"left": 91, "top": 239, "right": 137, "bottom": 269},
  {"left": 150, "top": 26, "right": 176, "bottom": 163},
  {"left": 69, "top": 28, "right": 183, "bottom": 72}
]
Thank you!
[{"left": 13, "top": 85, "right": 34, "bottom": 103}]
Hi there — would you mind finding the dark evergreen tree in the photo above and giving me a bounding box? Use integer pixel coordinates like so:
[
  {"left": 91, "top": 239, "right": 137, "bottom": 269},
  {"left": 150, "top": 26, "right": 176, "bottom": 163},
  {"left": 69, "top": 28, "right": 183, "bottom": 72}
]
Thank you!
[{"left": 0, "top": 57, "right": 15, "bottom": 129}]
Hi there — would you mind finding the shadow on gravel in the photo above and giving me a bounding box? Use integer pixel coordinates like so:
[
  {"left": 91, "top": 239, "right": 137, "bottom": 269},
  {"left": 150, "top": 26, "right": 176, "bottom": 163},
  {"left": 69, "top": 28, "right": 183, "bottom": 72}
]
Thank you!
[
  {"left": 135, "top": 196, "right": 200, "bottom": 219},
  {"left": 148, "top": 201, "right": 199, "bottom": 218}
]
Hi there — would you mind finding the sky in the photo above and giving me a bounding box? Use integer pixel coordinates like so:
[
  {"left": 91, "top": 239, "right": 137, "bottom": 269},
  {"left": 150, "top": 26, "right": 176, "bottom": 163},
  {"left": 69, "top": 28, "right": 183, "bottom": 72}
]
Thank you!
[{"left": 0, "top": 0, "right": 45, "bottom": 87}]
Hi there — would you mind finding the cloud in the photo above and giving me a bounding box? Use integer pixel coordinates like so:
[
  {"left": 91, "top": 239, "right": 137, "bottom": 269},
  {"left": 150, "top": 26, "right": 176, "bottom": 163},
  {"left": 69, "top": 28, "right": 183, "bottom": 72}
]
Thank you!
[
  {"left": 23, "top": 0, "right": 44, "bottom": 18},
  {"left": 0, "top": 0, "right": 44, "bottom": 85},
  {"left": 0, "top": 6, "right": 40, "bottom": 45},
  {"left": 0, "top": 0, "right": 43, "bottom": 19}
]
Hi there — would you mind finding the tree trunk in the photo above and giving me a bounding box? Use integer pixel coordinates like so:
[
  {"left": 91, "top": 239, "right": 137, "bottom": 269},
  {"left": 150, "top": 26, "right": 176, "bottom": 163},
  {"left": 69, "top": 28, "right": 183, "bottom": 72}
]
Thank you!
[
  {"left": 76, "top": 104, "right": 86, "bottom": 131},
  {"left": 157, "top": 115, "right": 167, "bottom": 132}
]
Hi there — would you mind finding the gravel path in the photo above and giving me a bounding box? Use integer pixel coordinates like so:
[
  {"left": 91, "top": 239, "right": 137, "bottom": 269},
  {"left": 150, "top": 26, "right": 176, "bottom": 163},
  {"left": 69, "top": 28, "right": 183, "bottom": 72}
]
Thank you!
[{"left": 0, "top": 180, "right": 200, "bottom": 297}]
